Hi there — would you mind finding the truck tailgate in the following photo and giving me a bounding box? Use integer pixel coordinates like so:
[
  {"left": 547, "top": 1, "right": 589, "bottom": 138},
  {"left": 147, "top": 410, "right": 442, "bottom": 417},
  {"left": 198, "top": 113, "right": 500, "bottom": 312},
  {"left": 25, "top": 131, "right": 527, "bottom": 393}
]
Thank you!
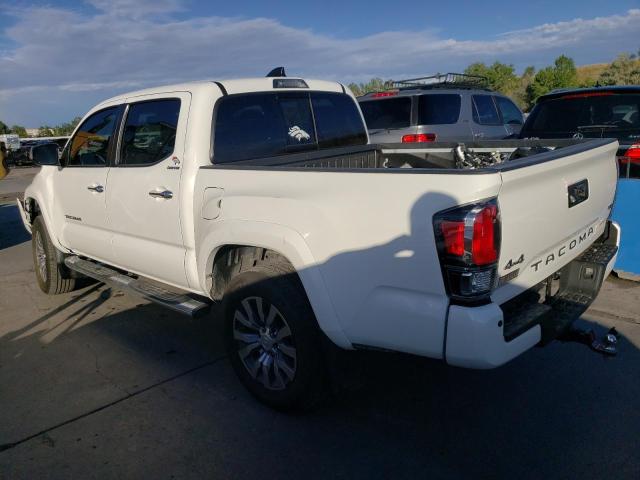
[{"left": 492, "top": 140, "right": 618, "bottom": 303}]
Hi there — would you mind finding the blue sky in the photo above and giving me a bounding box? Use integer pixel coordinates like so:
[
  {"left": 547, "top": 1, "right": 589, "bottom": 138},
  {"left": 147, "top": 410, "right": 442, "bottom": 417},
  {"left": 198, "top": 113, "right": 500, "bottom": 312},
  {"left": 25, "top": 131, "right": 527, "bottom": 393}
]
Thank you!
[{"left": 1, "top": 0, "right": 639, "bottom": 126}]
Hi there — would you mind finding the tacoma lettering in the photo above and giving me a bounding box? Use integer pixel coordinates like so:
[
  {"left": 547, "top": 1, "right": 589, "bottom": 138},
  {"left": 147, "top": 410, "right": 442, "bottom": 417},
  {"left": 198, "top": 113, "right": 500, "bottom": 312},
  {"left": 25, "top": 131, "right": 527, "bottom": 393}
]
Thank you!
[{"left": 530, "top": 226, "right": 597, "bottom": 272}]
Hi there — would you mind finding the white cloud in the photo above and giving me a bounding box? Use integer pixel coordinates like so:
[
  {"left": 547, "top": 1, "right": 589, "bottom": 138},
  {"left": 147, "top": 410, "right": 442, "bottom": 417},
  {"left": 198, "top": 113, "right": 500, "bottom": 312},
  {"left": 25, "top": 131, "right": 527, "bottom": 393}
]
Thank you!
[
  {"left": 86, "top": 0, "right": 183, "bottom": 18},
  {"left": 1, "top": 1, "right": 638, "bottom": 125}
]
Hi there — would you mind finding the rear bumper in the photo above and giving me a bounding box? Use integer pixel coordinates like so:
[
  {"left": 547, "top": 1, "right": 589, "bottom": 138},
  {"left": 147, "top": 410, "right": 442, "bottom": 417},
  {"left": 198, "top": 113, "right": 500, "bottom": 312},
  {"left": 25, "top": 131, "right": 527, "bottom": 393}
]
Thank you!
[
  {"left": 445, "top": 221, "right": 620, "bottom": 369},
  {"left": 445, "top": 302, "right": 541, "bottom": 369}
]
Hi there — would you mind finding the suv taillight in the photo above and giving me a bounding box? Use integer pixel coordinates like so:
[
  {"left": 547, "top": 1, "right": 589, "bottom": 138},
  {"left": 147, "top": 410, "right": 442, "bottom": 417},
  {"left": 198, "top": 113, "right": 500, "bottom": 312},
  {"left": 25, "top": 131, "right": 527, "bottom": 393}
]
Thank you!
[
  {"left": 620, "top": 143, "right": 640, "bottom": 164},
  {"left": 402, "top": 133, "right": 436, "bottom": 143},
  {"left": 433, "top": 199, "right": 501, "bottom": 302},
  {"left": 371, "top": 91, "right": 399, "bottom": 98}
]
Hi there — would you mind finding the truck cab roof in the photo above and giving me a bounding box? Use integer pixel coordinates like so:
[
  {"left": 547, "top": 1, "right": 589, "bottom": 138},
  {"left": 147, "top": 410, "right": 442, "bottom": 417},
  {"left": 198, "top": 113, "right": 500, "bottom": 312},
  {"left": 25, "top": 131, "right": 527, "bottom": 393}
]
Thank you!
[{"left": 98, "top": 78, "right": 346, "bottom": 108}]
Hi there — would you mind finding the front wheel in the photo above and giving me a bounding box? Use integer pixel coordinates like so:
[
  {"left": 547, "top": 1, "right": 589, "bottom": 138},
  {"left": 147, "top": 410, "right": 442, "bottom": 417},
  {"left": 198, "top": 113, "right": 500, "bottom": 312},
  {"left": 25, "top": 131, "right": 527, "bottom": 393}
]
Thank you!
[
  {"left": 31, "top": 216, "right": 76, "bottom": 295},
  {"left": 223, "top": 264, "right": 325, "bottom": 411}
]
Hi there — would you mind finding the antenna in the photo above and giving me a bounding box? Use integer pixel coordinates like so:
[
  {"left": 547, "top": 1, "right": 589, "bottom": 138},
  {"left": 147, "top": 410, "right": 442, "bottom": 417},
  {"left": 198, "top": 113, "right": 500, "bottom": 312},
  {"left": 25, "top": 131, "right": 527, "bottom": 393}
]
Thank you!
[{"left": 266, "top": 67, "right": 286, "bottom": 77}]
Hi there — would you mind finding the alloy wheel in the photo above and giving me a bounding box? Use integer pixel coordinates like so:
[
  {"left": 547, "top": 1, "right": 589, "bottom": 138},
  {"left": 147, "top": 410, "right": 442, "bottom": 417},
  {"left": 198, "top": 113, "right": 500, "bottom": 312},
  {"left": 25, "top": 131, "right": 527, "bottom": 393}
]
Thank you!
[
  {"left": 35, "top": 231, "right": 47, "bottom": 282},
  {"left": 232, "top": 296, "right": 297, "bottom": 390}
]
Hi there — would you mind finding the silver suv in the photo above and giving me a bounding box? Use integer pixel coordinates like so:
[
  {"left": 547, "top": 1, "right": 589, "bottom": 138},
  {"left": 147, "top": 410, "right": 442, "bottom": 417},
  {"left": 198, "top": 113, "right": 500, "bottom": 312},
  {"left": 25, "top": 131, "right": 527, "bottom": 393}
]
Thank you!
[{"left": 358, "top": 73, "right": 524, "bottom": 143}]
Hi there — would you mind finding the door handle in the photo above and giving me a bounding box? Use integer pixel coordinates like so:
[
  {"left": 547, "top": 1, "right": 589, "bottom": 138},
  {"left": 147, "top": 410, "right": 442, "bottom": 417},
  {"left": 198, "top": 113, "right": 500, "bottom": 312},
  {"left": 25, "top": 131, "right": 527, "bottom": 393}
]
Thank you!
[
  {"left": 148, "top": 190, "right": 173, "bottom": 199},
  {"left": 87, "top": 185, "right": 104, "bottom": 193},
  {"left": 474, "top": 132, "right": 485, "bottom": 138}
]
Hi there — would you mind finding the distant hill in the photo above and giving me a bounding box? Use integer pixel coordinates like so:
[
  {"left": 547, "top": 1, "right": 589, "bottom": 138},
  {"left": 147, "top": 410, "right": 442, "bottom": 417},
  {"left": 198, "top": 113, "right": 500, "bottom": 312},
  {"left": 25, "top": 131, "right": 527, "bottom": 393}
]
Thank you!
[
  {"left": 576, "top": 63, "right": 608, "bottom": 84},
  {"left": 576, "top": 59, "right": 640, "bottom": 85}
]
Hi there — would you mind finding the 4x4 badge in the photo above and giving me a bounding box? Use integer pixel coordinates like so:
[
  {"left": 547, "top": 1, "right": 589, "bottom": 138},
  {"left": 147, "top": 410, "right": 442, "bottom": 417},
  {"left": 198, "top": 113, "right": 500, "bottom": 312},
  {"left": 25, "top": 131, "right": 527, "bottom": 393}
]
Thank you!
[{"left": 505, "top": 254, "right": 524, "bottom": 270}]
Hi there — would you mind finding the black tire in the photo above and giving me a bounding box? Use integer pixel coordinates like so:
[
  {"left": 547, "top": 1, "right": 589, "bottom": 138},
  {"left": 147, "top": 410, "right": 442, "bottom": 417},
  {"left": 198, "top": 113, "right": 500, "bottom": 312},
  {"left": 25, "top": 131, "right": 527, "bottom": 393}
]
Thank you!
[
  {"left": 31, "top": 216, "right": 76, "bottom": 295},
  {"left": 222, "top": 259, "right": 325, "bottom": 411}
]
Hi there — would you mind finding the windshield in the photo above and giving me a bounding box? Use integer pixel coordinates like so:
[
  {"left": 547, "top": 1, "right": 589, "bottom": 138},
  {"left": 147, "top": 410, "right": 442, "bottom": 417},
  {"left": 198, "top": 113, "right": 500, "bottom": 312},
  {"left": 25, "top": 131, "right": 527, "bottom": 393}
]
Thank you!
[{"left": 521, "top": 92, "right": 640, "bottom": 143}]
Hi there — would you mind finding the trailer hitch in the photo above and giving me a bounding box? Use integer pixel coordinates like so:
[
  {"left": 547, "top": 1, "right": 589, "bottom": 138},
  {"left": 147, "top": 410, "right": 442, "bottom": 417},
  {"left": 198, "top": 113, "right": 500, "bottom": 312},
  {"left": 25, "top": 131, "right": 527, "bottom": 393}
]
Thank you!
[{"left": 558, "top": 326, "right": 618, "bottom": 356}]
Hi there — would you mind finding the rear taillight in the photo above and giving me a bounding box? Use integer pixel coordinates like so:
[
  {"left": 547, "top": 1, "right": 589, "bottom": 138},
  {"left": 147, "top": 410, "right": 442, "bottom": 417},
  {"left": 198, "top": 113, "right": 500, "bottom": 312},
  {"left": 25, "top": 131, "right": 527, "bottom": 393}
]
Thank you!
[
  {"left": 561, "top": 91, "right": 614, "bottom": 99},
  {"left": 371, "top": 91, "right": 398, "bottom": 98},
  {"left": 401, "top": 133, "right": 437, "bottom": 143},
  {"left": 433, "top": 199, "right": 501, "bottom": 301},
  {"left": 620, "top": 143, "right": 640, "bottom": 164}
]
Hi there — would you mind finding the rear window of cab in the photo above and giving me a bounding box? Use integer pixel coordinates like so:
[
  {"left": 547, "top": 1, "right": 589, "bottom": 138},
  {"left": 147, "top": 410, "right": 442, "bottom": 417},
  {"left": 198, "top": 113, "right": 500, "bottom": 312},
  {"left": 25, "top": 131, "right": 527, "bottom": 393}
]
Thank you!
[{"left": 213, "top": 91, "right": 367, "bottom": 163}]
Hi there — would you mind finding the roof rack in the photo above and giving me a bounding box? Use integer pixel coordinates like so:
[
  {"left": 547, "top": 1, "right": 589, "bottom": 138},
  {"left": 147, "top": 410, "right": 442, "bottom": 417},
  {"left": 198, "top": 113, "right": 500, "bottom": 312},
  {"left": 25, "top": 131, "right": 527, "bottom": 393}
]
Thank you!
[{"left": 385, "top": 73, "right": 489, "bottom": 91}]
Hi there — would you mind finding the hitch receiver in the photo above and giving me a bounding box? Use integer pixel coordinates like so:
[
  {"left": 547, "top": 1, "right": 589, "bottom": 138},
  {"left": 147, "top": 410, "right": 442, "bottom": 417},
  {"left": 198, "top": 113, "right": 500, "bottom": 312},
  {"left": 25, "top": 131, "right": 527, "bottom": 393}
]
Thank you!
[{"left": 558, "top": 326, "right": 618, "bottom": 356}]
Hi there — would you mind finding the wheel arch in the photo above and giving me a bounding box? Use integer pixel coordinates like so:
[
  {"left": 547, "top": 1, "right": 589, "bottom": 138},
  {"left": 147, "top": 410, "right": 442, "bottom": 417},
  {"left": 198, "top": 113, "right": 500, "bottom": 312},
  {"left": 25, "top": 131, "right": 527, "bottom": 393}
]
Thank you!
[
  {"left": 23, "top": 193, "right": 68, "bottom": 253},
  {"left": 197, "top": 221, "right": 351, "bottom": 349}
]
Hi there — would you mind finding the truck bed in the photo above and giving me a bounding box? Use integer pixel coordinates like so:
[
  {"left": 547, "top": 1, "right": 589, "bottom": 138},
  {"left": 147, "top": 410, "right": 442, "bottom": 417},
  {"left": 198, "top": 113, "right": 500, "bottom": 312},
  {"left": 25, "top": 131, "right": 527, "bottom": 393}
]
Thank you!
[
  {"left": 204, "top": 138, "right": 614, "bottom": 172},
  {"left": 195, "top": 136, "right": 618, "bottom": 357}
]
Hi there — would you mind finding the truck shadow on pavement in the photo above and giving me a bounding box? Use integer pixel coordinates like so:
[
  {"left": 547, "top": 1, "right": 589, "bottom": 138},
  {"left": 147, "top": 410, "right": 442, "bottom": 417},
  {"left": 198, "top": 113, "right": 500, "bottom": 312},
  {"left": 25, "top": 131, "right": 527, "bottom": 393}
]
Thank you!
[
  {"left": 0, "top": 204, "right": 31, "bottom": 250},
  {"left": 1, "top": 193, "right": 639, "bottom": 479},
  {"left": 0, "top": 290, "right": 638, "bottom": 479}
]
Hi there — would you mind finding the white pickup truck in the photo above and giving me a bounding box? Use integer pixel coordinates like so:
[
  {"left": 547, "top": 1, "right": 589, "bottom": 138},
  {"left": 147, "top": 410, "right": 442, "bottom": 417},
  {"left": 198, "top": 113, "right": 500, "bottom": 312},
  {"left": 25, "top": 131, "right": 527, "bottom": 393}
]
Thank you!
[{"left": 19, "top": 73, "right": 621, "bottom": 409}]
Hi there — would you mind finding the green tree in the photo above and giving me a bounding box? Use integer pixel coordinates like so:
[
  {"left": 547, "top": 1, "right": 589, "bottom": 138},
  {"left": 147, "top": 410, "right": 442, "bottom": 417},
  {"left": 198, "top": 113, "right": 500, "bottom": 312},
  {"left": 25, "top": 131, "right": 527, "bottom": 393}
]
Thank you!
[
  {"left": 10, "top": 125, "right": 27, "bottom": 137},
  {"left": 599, "top": 53, "right": 640, "bottom": 85},
  {"left": 347, "top": 83, "right": 363, "bottom": 97},
  {"left": 509, "top": 66, "right": 536, "bottom": 110},
  {"left": 0, "top": 121, "right": 9, "bottom": 134},
  {"left": 526, "top": 55, "right": 578, "bottom": 108},
  {"left": 526, "top": 67, "right": 555, "bottom": 107},
  {"left": 34, "top": 117, "right": 81, "bottom": 137},
  {"left": 553, "top": 55, "right": 578, "bottom": 87},
  {"left": 37, "top": 126, "right": 54, "bottom": 137},
  {"left": 464, "top": 61, "right": 519, "bottom": 96},
  {"left": 347, "top": 78, "right": 388, "bottom": 97},
  {"left": 465, "top": 63, "right": 537, "bottom": 110},
  {"left": 57, "top": 116, "right": 82, "bottom": 135}
]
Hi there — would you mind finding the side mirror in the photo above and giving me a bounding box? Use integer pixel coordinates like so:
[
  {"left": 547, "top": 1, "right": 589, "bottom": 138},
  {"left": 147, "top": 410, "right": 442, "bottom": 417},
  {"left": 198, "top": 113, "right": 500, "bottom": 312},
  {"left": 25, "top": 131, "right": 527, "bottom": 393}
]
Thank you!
[{"left": 29, "top": 143, "right": 60, "bottom": 166}]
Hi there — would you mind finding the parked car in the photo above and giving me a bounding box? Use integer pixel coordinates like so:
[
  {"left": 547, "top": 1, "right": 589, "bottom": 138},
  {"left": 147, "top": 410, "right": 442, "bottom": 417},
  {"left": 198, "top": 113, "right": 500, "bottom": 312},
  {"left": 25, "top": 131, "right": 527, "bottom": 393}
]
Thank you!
[
  {"left": 357, "top": 73, "right": 524, "bottom": 143},
  {"left": 520, "top": 85, "right": 640, "bottom": 278},
  {"left": 19, "top": 72, "right": 619, "bottom": 410},
  {"left": 0, "top": 133, "right": 21, "bottom": 165},
  {"left": 15, "top": 139, "right": 56, "bottom": 166}
]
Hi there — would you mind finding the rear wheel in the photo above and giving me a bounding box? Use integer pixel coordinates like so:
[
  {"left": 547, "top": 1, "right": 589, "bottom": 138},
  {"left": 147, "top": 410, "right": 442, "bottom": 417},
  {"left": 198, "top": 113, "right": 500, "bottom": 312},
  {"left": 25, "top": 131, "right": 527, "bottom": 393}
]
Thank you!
[
  {"left": 223, "top": 260, "right": 325, "bottom": 410},
  {"left": 31, "top": 216, "right": 76, "bottom": 294}
]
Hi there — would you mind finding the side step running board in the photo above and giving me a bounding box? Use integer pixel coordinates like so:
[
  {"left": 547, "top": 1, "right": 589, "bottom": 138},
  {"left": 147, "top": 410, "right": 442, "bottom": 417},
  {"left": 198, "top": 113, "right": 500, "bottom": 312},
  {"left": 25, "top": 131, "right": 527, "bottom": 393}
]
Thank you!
[{"left": 64, "top": 256, "right": 211, "bottom": 318}]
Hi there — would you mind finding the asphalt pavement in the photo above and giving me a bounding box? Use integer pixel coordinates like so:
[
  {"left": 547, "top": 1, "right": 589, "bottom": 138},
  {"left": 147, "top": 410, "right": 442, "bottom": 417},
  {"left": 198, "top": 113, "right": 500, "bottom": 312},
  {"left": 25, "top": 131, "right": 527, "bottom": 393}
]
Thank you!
[
  {"left": 0, "top": 195, "right": 639, "bottom": 479},
  {"left": 0, "top": 167, "right": 38, "bottom": 202}
]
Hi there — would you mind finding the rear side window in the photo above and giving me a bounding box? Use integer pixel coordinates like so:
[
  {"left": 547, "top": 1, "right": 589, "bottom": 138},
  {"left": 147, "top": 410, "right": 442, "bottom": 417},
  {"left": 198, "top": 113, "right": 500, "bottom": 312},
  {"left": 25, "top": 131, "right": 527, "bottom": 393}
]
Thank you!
[
  {"left": 495, "top": 97, "right": 523, "bottom": 125},
  {"left": 359, "top": 97, "right": 411, "bottom": 130},
  {"left": 472, "top": 95, "right": 501, "bottom": 125},
  {"left": 213, "top": 91, "right": 367, "bottom": 163},
  {"left": 311, "top": 92, "right": 368, "bottom": 148},
  {"left": 67, "top": 107, "right": 118, "bottom": 166},
  {"left": 214, "top": 93, "right": 311, "bottom": 163},
  {"left": 418, "top": 94, "right": 461, "bottom": 125},
  {"left": 120, "top": 99, "right": 181, "bottom": 166}
]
